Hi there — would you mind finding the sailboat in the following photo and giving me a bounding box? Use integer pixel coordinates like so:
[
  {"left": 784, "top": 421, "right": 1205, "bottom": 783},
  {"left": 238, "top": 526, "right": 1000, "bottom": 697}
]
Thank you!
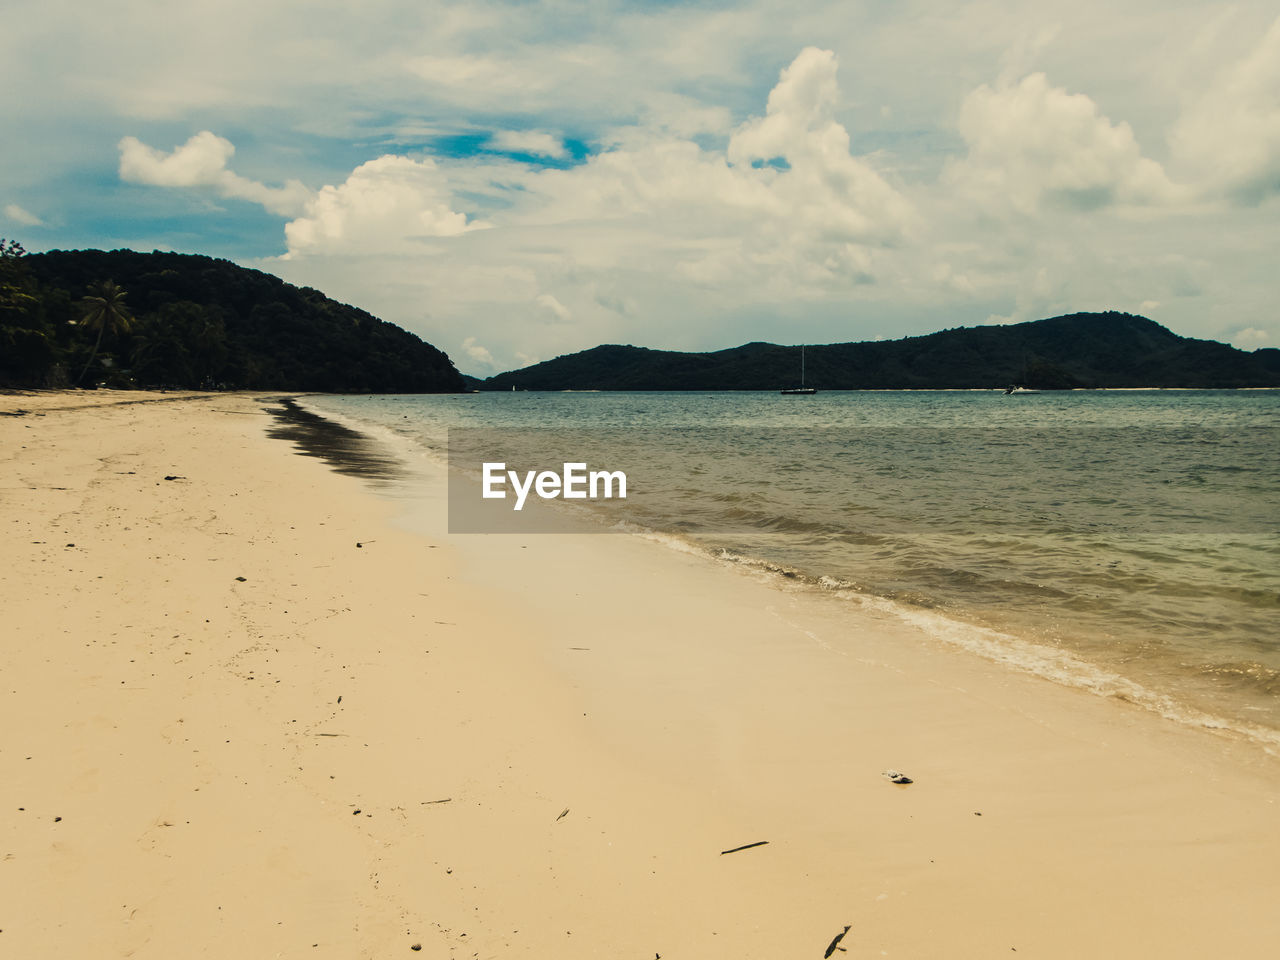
[{"left": 780, "top": 344, "right": 817, "bottom": 395}]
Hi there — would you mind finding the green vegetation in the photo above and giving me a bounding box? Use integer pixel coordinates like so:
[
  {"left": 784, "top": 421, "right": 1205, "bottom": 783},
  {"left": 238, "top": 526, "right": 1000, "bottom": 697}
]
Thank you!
[
  {"left": 75, "top": 280, "right": 134, "bottom": 385},
  {"left": 484, "top": 313, "right": 1280, "bottom": 390},
  {"left": 0, "top": 245, "right": 465, "bottom": 392}
]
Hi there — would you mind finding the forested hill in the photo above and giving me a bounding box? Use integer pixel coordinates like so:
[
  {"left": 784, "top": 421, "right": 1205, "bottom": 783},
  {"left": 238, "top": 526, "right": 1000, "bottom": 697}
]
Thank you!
[
  {"left": 1, "top": 246, "right": 465, "bottom": 392},
  {"left": 483, "top": 313, "right": 1280, "bottom": 390}
]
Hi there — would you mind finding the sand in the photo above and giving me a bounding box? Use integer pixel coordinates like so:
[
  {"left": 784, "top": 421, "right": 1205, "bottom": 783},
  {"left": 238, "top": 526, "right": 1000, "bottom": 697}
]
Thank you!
[{"left": 2, "top": 389, "right": 1278, "bottom": 959}]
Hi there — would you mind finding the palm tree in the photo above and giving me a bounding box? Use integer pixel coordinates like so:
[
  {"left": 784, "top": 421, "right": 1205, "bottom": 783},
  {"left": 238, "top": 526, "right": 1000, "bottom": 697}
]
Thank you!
[{"left": 75, "top": 280, "right": 133, "bottom": 385}]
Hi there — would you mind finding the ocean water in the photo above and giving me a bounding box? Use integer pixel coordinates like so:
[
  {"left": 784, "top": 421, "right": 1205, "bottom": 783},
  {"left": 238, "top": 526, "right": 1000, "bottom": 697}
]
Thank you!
[{"left": 304, "top": 390, "right": 1280, "bottom": 750}]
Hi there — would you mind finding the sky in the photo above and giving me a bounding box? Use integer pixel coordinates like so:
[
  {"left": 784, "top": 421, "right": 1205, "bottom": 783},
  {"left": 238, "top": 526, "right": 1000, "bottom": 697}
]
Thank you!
[{"left": 3, "top": 0, "right": 1278, "bottom": 375}]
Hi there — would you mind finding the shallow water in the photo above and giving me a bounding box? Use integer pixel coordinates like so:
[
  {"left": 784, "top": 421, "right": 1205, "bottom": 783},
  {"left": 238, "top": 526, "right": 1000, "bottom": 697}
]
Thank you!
[{"left": 306, "top": 390, "right": 1280, "bottom": 748}]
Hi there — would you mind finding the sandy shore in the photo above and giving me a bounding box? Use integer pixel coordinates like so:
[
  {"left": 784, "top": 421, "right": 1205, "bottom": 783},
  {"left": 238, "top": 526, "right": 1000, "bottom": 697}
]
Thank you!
[{"left": 3, "top": 390, "right": 1278, "bottom": 959}]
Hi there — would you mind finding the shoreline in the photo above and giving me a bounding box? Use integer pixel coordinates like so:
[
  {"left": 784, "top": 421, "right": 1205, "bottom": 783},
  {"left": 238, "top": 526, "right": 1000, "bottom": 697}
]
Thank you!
[
  {"left": 4, "top": 391, "right": 1279, "bottom": 958},
  {"left": 301, "top": 392, "right": 1280, "bottom": 758}
]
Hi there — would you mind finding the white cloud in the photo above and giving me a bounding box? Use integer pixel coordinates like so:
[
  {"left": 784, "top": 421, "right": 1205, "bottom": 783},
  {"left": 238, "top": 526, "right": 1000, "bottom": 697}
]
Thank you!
[
  {"left": 636, "top": 93, "right": 733, "bottom": 139},
  {"left": 534, "top": 293, "right": 572, "bottom": 323},
  {"left": 283, "top": 155, "right": 488, "bottom": 257},
  {"left": 279, "top": 46, "right": 912, "bottom": 308},
  {"left": 489, "top": 130, "right": 568, "bottom": 159},
  {"left": 509, "top": 45, "right": 913, "bottom": 302},
  {"left": 945, "top": 73, "right": 1183, "bottom": 213},
  {"left": 119, "top": 131, "right": 311, "bottom": 216},
  {"left": 403, "top": 46, "right": 613, "bottom": 114},
  {"left": 460, "top": 336, "right": 495, "bottom": 368},
  {"left": 727, "top": 46, "right": 915, "bottom": 245},
  {"left": 1230, "top": 326, "right": 1270, "bottom": 349},
  {"left": 732, "top": 47, "right": 840, "bottom": 150},
  {"left": 4, "top": 203, "right": 43, "bottom": 226},
  {"left": 119, "top": 131, "right": 235, "bottom": 186},
  {"left": 406, "top": 53, "right": 532, "bottom": 94},
  {"left": 393, "top": 4, "right": 763, "bottom": 128},
  {"left": 1170, "top": 17, "right": 1280, "bottom": 204}
]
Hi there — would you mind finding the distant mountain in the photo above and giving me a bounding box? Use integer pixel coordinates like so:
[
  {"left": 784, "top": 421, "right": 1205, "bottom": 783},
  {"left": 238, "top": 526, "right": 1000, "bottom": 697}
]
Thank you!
[
  {"left": 1, "top": 247, "right": 465, "bottom": 392},
  {"left": 482, "top": 313, "right": 1280, "bottom": 390}
]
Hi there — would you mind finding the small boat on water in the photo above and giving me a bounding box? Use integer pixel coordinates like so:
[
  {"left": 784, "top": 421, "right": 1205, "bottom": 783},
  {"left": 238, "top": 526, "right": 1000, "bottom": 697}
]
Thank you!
[
  {"left": 781, "top": 345, "right": 817, "bottom": 395},
  {"left": 1003, "top": 385, "right": 1040, "bottom": 395}
]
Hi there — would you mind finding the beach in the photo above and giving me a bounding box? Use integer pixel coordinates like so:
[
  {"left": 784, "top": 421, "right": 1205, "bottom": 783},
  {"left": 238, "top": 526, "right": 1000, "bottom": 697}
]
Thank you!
[{"left": 3, "top": 390, "right": 1278, "bottom": 959}]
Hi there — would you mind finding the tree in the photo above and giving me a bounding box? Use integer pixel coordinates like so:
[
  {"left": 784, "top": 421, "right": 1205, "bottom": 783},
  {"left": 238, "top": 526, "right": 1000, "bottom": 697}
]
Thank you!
[
  {"left": 130, "top": 301, "right": 226, "bottom": 387},
  {"left": 0, "top": 239, "right": 35, "bottom": 315},
  {"left": 0, "top": 239, "right": 56, "bottom": 386},
  {"left": 75, "top": 280, "right": 134, "bottom": 385}
]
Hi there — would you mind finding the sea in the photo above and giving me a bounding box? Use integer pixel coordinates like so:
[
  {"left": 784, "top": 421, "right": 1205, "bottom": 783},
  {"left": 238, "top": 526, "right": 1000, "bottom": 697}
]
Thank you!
[{"left": 301, "top": 390, "right": 1280, "bottom": 752}]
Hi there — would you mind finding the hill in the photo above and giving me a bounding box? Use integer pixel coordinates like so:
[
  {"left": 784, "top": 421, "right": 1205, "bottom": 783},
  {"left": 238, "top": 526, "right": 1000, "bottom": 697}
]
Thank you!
[
  {"left": 0, "top": 245, "right": 465, "bottom": 392},
  {"left": 482, "top": 313, "right": 1280, "bottom": 390}
]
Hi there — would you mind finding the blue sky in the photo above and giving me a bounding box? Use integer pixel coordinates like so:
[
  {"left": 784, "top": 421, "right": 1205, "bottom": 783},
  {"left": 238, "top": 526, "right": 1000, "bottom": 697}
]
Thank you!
[{"left": 3, "top": 0, "right": 1278, "bottom": 374}]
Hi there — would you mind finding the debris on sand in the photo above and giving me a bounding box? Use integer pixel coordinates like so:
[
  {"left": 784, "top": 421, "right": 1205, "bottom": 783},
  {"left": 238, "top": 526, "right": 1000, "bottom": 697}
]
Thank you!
[
  {"left": 719, "top": 840, "right": 769, "bottom": 855},
  {"left": 823, "top": 924, "right": 851, "bottom": 957}
]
